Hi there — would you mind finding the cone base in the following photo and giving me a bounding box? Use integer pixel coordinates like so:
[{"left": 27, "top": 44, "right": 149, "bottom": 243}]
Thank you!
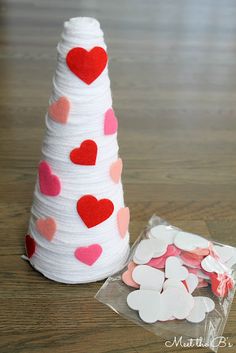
[{"left": 26, "top": 247, "right": 130, "bottom": 284}]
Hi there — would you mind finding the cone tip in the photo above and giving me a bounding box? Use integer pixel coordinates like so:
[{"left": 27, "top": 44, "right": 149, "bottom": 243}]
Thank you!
[{"left": 64, "top": 17, "right": 101, "bottom": 32}]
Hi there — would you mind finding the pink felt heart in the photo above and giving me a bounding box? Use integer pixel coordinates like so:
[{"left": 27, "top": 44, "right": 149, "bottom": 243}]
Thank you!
[
  {"left": 117, "top": 207, "right": 130, "bottom": 238},
  {"left": 104, "top": 108, "right": 118, "bottom": 135},
  {"left": 110, "top": 158, "right": 123, "bottom": 183},
  {"left": 180, "top": 253, "right": 202, "bottom": 268},
  {"left": 74, "top": 244, "right": 102, "bottom": 266},
  {"left": 122, "top": 262, "right": 139, "bottom": 288},
  {"left": 38, "top": 161, "right": 61, "bottom": 196},
  {"left": 147, "top": 245, "right": 181, "bottom": 269},
  {"left": 189, "top": 248, "right": 210, "bottom": 256},
  {"left": 35, "top": 217, "right": 56, "bottom": 241},
  {"left": 48, "top": 96, "right": 70, "bottom": 124},
  {"left": 148, "top": 255, "right": 166, "bottom": 269}
]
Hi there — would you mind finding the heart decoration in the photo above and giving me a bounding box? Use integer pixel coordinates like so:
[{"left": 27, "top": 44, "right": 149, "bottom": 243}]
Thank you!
[
  {"left": 133, "top": 238, "right": 168, "bottom": 265},
  {"left": 48, "top": 96, "right": 70, "bottom": 124},
  {"left": 117, "top": 207, "right": 130, "bottom": 238},
  {"left": 36, "top": 217, "right": 56, "bottom": 241},
  {"left": 210, "top": 272, "right": 234, "bottom": 297},
  {"left": 165, "top": 256, "right": 189, "bottom": 281},
  {"left": 184, "top": 273, "right": 199, "bottom": 293},
  {"left": 123, "top": 225, "right": 235, "bottom": 325},
  {"left": 70, "top": 140, "right": 97, "bottom": 165},
  {"left": 201, "top": 255, "right": 227, "bottom": 274},
  {"left": 110, "top": 158, "right": 123, "bottom": 183},
  {"left": 38, "top": 161, "right": 61, "bottom": 196},
  {"left": 122, "top": 262, "right": 139, "bottom": 288},
  {"left": 66, "top": 46, "right": 108, "bottom": 85},
  {"left": 163, "top": 278, "right": 187, "bottom": 292},
  {"left": 25, "top": 235, "right": 36, "bottom": 258},
  {"left": 74, "top": 244, "right": 102, "bottom": 266},
  {"left": 132, "top": 265, "right": 165, "bottom": 291},
  {"left": 77, "top": 194, "right": 114, "bottom": 228},
  {"left": 174, "top": 231, "right": 209, "bottom": 251},
  {"left": 104, "top": 108, "right": 118, "bottom": 135},
  {"left": 148, "top": 245, "right": 181, "bottom": 269},
  {"left": 186, "top": 296, "right": 215, "bottom": 323},
  {"left": 161, "top": 287, "right": 194, "bottom": 320},
  {"left": 180, "top": 253, "right": 202, "bottom": 269},
  {"left": 127, "top": 289, "right": 162, "bottom": 323},
  {"left": 149, "top": 225, "right": 178, "bottom": 245}
]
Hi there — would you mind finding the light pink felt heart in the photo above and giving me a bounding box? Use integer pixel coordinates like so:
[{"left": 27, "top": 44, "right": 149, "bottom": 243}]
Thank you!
[
  {"left": 180, "top": 254, "right": 202, "bottom": 268},
  {"left": 104, "top": 108, "right": 118, "bottom": 135},
  {"left": 110, "top": 158, "right": 123, "bottom": 183},
  {"left": 147, "top": 245, "right": 181, "bottom": 269},
  {"left": 74, "top": 244, "right": 102, "bottom": 266},
  {"left": 48, "top": 96, "right": 70, "bottom": 124},
  {"left": 122, "top": 262, "right": 139, "bottom": 288},
  {"left": 148, "top": 256, "right": 166, "bottom": 269},
  {"left": 189, "top": 248, "right": 210, "bottom": 256},
  {"left": 35, "top": 217, "right": 56, "bottom": 241},
  {"left": 117, "top": 207, "right": 130, "bottom": 238},
  {"left": 38, "top": 161, "right": 61, "bottom": 196}
]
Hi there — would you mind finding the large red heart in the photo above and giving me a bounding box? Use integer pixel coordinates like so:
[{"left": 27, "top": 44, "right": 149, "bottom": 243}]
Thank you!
[
  {"left": 70, "top": 140, "right": 97, "bottom": 165},
  {"left": 25, "top": 235, "right": 36, "bottom": 258},
  {"left": 66, "top": 47, "right": 108, "bottom": 85},
  {"left": 77, "top": 195, "right": 114, "bottom": 228}
]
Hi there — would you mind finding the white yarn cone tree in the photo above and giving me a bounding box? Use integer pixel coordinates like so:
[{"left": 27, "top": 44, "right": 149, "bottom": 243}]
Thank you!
[{"left": 25, "top": 17, "right": 130, "bottom": 284}]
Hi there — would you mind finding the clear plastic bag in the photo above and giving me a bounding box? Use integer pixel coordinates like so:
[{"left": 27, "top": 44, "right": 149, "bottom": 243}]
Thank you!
[{"left": 95, "top": 215, "right": 236, "bottom": 352}]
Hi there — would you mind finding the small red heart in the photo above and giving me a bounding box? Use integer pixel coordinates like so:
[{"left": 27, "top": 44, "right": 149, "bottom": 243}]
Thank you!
[
  {"left": 25, "top": 235, "right": 36, "bottom": 258},
  {"left": 66, "top": 47, "right": 108, "bottom": 85},
  {"left": 77, "top": 195, "right": 114, "bottom": 228},
  {"left": 70, "top": 140, "right": 97, "bottom": 165}
]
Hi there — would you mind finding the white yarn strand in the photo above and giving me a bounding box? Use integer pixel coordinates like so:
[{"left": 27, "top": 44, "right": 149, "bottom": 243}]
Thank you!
[{"left": 26, "top": 17, "right": 130, "bottom": 284}]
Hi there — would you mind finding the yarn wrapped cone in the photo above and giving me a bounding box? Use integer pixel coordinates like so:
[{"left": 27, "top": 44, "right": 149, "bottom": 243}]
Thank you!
[{"left": 25, "top": 17, "right": 130, "bottom": 283}]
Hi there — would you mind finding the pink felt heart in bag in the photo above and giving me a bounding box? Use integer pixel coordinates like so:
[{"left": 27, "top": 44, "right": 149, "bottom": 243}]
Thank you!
[
  {"left": 104, "top": 108, "right": 118, "bottom": 135},
  {"left": 48, "top": 96, "right": 70, "bottom": 124},
  {"left": 38, "top": 161, "right": 61, "bottom": 196},
  {"left": 110, "top": 158, "right": 123, "bottom": 183},
  {"left": 117, "top": 207, "right": 130, "bottom": 238},
  {"left": 148, "top": 245, "right": 181, "bottom": 269},
  {"left": 122, "top": 262, "right": 139, "bottom": 288},
  {"left": 36, "top": 217, "right": 56, "bottom": 241},
  {"left": 74, "top": 244, "right": 102, "bottom": 266}
]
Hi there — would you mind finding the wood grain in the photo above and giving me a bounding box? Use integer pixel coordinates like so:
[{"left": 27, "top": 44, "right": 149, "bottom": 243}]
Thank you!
[{"left": 0, "top": 0, "right": 236, "bottom": 352}]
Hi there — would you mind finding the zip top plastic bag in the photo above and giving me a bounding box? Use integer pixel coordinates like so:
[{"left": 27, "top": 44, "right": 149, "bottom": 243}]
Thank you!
[{"left": 96, "top": 215, "right": 236, "bottom": 352}]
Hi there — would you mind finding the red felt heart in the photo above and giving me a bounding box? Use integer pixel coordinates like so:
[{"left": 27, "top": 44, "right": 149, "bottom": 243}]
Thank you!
[
  {"left": 25, "top": 235, "right": 36, "bottom": 258},
  {"left": 70, "top": 140, "right": 97, "bottom": 165},
  {"left": 66, "top": 47, "right": 108, "bottom": 85},
  {"left": 77, "top": 195, "right": 114, "bottom": 228}
]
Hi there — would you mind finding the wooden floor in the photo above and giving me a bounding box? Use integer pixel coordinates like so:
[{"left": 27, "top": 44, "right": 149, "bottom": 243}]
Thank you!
[{"left": 1, "top": 0, "right": 236, "bottom": 352}]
